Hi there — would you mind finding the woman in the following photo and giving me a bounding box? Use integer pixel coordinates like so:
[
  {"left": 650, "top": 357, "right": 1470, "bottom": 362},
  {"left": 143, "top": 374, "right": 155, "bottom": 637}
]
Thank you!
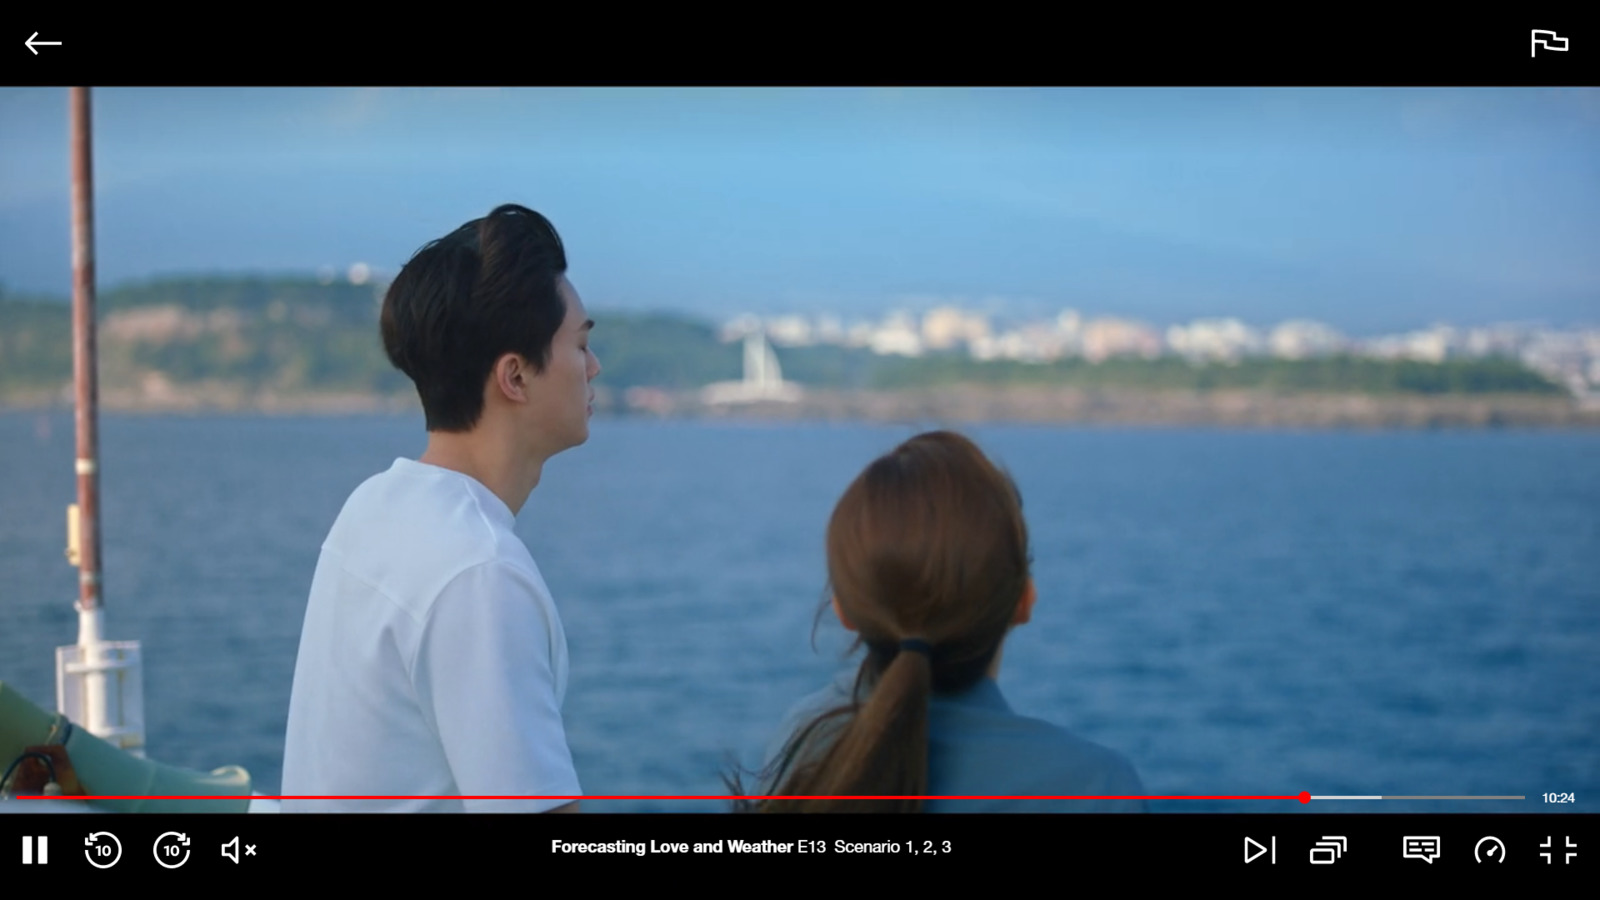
[{"left": 742, "top": 430, "right": 1145, "bottom": 812}]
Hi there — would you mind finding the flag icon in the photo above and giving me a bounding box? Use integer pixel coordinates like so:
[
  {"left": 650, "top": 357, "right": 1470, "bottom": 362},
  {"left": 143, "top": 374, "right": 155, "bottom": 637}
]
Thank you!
[{"left": 1531, "top": 30, "right": 1569, "bottom": 57}]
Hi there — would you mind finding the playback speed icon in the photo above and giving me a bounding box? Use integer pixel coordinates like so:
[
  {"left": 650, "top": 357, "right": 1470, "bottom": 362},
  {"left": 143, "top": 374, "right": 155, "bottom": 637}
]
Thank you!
[{"left": 1475, "top": 837, "right": 1506, "bottom": 863}]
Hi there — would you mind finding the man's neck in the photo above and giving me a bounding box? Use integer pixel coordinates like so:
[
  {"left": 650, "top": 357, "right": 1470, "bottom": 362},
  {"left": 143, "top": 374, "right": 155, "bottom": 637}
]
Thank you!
[{"left": 418, "top": 426, "right": 544, "bottom": 516}]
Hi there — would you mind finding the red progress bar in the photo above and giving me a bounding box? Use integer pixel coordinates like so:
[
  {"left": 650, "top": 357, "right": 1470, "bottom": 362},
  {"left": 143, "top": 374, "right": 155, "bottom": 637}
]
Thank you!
[{"left": 24, "top": 792, "right": 1314, "bottom": 802}]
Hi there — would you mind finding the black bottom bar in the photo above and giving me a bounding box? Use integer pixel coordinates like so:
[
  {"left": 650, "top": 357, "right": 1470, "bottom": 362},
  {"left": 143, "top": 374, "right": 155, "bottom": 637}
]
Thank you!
[{"left": 1, "top": 813, "right": 1590, "bottom": 882}]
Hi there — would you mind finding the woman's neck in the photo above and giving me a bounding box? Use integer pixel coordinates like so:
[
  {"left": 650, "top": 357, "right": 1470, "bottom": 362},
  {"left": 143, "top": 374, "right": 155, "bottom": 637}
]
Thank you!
[{"left": 986, "top": 643, "right": 1004, "bottom": 681}]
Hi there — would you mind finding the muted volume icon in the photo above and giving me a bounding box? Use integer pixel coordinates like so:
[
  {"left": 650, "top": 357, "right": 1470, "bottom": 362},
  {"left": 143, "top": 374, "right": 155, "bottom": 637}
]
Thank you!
[
  {"left": 223, "top": 836, "right": 240, "bottom": 864},
  {"left": 1311, "top": 836, "right": 1347, "bottom": 865}
]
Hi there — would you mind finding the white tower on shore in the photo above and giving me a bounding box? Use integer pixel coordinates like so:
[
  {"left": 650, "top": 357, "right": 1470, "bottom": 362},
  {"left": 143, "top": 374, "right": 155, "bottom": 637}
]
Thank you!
[{"left": 702, "top": 331, "right": 803, "bottom": 405}]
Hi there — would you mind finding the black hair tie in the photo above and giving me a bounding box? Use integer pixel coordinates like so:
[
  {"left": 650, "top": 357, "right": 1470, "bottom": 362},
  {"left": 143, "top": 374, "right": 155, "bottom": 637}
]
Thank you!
[{"left": 899, "top": 638, "right": 934, "bottom": 656}]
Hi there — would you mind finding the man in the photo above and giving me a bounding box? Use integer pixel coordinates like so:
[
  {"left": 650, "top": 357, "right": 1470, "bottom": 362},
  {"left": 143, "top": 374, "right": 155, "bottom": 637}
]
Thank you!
[{"left": 282, "top": 204, "right": 599, "bottom": 812}]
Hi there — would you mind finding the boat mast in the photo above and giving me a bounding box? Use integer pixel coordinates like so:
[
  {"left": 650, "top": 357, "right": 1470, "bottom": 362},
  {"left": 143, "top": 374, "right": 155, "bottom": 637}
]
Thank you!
[
  {"left": 59, "top": 86, "right": 144, "bottom": 754},
  {"left": 70, "top": 85, "right": 103, "bottom": 620}
]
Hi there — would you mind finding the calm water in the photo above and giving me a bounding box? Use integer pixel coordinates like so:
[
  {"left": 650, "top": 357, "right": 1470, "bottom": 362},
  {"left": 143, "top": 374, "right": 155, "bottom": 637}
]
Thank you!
[{"left": 2, "top": 412, "right": 1596, "bottom": 812}]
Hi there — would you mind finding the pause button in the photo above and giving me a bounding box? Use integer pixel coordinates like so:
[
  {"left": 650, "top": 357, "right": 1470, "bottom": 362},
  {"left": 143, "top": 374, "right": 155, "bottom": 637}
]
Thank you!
[{"left": 23, "top": 835, "right": 48, "bottom": 865}]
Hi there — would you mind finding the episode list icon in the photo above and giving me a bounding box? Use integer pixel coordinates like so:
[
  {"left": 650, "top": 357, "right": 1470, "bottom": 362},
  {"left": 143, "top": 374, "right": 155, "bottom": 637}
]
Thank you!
[{"left": 1310, "top": 836, "right": 1347, "bottom": 865}]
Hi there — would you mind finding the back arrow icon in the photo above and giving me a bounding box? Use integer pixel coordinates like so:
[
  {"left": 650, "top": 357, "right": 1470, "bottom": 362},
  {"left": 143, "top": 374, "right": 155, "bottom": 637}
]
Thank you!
[{"left": 26, "top": 32, "right": 63, "bottom": 55}]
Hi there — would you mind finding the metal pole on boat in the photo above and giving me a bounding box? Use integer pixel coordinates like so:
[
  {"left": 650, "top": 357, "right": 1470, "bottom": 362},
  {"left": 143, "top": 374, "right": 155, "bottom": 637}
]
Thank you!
[
  {"left": 60, "top": 86, "right": 145, "bottom": 755},
  {"left": 69, "top": 86, "right": 102, "bottom": 617}
]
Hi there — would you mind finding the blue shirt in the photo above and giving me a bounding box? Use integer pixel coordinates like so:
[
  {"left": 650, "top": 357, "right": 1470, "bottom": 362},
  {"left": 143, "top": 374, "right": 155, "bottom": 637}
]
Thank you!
[{"left": 766, "top": 673, "right": 1147, "bottom": 813}]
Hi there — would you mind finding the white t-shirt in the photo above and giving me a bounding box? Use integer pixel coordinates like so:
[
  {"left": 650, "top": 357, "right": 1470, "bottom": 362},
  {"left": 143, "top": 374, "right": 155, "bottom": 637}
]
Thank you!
[{"left": 281, "top": 458, "right": 580, "bottom": 812}]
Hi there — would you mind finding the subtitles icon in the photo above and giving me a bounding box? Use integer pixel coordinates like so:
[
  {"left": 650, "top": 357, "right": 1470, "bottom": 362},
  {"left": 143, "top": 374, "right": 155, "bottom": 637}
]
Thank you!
[
  {"left": 1310, "top": 836, "right": 1347, "bottom": 865},
  {"left": 1531, "top": 30, "right": 1568, "bottom": 57},
  {"left": 1403, "top": 836, "right": 1441, "bottom": 863}
]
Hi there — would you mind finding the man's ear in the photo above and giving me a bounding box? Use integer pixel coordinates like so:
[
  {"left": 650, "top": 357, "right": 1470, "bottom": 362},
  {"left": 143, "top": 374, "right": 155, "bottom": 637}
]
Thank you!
[
  {"left": 1013, "top": 579, "right": 1036, "bottom": 625},
  {"left": 492, "top": 353, "right": 528, "bottom": 403},
  {"left": 832, "top": 595, "right": 856, "bottom": 632}
]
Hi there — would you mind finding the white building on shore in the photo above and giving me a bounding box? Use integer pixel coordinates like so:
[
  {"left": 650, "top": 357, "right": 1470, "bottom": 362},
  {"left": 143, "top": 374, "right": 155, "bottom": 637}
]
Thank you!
[{"left": 702, "top": 331, "right": 803, "bottom": 404}]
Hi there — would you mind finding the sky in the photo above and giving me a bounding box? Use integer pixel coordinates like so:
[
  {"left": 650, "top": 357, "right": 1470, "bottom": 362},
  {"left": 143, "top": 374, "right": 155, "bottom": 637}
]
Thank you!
[{"left": 1, "top": 87, "right": 1596, "bottom": 335}]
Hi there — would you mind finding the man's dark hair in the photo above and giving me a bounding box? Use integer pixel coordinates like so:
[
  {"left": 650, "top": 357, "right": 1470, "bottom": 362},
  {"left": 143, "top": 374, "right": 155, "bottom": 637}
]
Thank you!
[{"left": 380, "top": 203, "right": 569, "bottom": 432}]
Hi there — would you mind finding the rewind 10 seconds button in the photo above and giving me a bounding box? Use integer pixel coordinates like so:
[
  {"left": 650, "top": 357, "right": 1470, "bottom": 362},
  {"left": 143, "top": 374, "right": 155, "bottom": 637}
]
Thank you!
[{"left": 85, "top": 832, "right": 122, "bottom": 869}]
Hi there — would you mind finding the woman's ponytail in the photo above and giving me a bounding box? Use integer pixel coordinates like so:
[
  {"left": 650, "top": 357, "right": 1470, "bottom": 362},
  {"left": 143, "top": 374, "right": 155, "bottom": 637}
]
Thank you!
[{"left": 761, "top": 639, "right": 934, "bottom": 812}]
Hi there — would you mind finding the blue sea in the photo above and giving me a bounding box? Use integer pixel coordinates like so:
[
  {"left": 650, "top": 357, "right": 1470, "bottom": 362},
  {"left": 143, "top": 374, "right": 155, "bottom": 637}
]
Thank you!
[{"left": 2, "top": 412, "right": 1596, "bottom": 813}]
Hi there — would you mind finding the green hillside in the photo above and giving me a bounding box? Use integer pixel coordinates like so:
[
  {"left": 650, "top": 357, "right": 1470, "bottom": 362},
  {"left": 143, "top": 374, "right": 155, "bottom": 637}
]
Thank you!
[{"left": 0, "top": 277, "right": 1567, "bottom": 402}]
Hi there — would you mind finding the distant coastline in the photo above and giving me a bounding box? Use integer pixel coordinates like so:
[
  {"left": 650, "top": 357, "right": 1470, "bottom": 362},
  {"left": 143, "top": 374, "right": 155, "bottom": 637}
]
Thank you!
[
  {"left": 6, "top": 276, "right": 1595, "bottom": 429},
  {"left": 6, "top": 383, "right": 1599, "bottom": 429}
]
